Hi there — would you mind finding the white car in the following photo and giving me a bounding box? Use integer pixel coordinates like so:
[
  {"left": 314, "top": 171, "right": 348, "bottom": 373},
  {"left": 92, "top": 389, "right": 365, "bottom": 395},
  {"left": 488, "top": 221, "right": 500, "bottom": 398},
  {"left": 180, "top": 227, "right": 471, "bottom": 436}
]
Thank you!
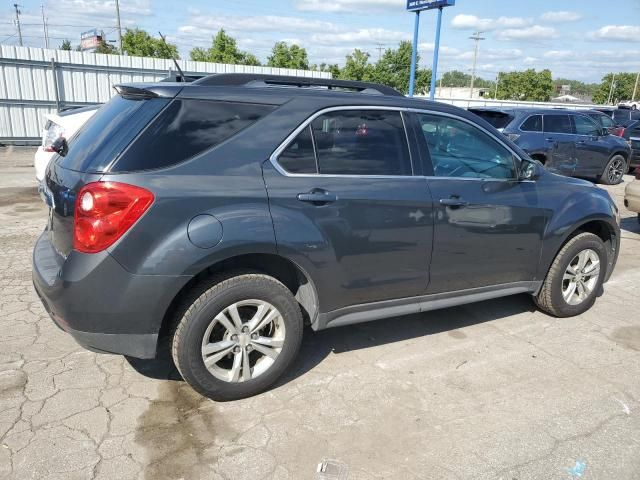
[
  {"left": 618, "top": 100, "right": 639, "bottom": 110},
  {"left": 625, "top": 174, "right": 640, "bottom": 223},
  {"left": 34, "top": 106, "right": 99, "bottom": 182}
]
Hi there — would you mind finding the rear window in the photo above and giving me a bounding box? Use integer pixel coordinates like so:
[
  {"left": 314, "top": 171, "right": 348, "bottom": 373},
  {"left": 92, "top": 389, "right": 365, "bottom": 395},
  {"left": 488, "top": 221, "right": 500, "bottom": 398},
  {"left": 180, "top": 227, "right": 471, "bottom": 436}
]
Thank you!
[
  {"left": 113, "top": 99, "right": 275, "bottom": 172},
  {"left": 544, "top": 114, "right": 573, "bottom": 134},
  {"left": 56, "top": 96, "right": 169, "bottom": 172},
  {"left": 520, "top": 115, "right": 542, "bottom": 132},
  {"left": 469, "top": 110, "right": 514, "bottom": 130}
]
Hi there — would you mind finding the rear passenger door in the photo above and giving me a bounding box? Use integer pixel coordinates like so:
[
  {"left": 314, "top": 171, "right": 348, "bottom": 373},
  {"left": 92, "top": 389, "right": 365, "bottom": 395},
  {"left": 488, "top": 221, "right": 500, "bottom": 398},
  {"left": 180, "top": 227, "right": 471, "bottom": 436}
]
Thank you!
[
  {"left": 262, "top": 108, "right": 434, "bottom": 312},
  {"left": 543, "top": 114, "right": 577, "bottom": 176}
]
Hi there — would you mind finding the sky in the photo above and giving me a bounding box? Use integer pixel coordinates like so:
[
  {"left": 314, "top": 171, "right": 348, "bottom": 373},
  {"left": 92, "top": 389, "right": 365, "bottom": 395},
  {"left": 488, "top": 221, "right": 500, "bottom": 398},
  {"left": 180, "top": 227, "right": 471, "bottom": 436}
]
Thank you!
[{"left": 1, "top": 0, "right": 639, "bottom": 83}]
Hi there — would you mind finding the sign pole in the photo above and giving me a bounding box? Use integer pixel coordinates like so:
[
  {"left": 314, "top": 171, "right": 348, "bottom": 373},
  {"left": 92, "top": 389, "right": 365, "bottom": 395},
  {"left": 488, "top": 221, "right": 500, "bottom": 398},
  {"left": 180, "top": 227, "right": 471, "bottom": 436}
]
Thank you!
[
  {"left": 408, "top": 11, "right": 420, "bottom": 98},
  {"left": 428, "top": 6, "right": 443, "bottom": 101}
]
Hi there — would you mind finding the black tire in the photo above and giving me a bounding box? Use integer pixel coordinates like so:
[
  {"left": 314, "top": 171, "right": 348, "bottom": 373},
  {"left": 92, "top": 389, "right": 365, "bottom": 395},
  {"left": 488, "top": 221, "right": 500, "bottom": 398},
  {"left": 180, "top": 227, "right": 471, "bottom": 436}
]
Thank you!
[
  {"left": 171, "top": 272, "right": 303, "bottom": 401},
  {"left": 535, "top": 232, "right": 607, "bottom": 317},
  {"left": 599, "top": 154, "right": 627, "bottom": 185}
]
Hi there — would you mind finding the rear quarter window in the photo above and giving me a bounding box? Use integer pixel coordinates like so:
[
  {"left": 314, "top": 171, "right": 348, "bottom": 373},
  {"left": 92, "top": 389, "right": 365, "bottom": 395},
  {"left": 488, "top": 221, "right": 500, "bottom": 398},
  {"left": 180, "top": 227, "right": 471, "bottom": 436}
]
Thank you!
[{"left": 112, "top": 99, "right": 275, "bottom": 172}]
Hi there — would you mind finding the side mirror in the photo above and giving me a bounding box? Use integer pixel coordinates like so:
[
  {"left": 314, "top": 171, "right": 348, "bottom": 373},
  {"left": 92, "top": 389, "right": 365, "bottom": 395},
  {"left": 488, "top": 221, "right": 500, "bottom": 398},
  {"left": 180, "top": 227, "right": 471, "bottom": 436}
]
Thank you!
[
  {"left": 51, "top": 137, "right": 68, "bottom": 157},
  {"left": 520, "top": 159, "right": 540, "bottom": 181}
]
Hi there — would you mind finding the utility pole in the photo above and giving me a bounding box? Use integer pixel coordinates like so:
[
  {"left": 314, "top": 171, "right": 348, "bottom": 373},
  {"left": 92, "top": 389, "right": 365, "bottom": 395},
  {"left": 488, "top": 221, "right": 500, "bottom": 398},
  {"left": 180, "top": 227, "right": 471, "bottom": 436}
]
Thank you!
[
  {"left": 607, "top": 73, "right": 616, "bottom": 104},
  {"left": 375, "top": 43, "right": 384, "bottom": 62},
  {"left": 41, "top": 4, "right": 49, "bottom": 49},
  {"left": 13, "top": 4, "right": 23, "bottom": 47},
  {"left": 115, "top": 0, "right": 123, "bottom": 53},
  {"left": 494, "top": 72, "right": 500, "bottom": 98},
  {"left": 469, "top": 31, "right": 485, "bottom": 99},
  {"left": 632, "top": 71, "right": 639, "bottom": 102}
]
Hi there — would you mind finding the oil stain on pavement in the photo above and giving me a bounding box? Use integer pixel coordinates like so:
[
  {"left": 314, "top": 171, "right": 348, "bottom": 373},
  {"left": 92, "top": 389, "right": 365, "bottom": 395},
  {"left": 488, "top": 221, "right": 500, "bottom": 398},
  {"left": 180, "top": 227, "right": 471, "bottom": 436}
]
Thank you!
[{"left": 611, "top": 326, "right": 640, "bottom": 351}]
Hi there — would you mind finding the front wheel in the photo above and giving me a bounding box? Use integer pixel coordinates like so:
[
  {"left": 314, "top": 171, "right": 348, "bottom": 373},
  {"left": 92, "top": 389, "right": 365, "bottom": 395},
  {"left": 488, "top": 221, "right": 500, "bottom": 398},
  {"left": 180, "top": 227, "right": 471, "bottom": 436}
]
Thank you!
[
  {"left": 535, "top": 232, "right": 607, "bottom": 317},
  {"left": 600, "top": 154, "right": 626, "bottom": 185},
  {"left": 172, "top": 273, "right": 303, "bottom": 401}
]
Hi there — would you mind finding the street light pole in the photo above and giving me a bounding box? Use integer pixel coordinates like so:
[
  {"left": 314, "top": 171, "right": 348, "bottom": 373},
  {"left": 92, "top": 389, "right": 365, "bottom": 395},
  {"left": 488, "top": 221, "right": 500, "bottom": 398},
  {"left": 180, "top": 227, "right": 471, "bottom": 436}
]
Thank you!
[
  {"left": 428, "top": 6, "right": 443, "bottom": 101},
  {"left": 41, "top": 4, "right": 49, "bottom": 49},
  {"left": 469, "top": 31, "right": 485, "bottom": 99},
  {"left": 408, "top": 11, "right": 420, "bottom": 98},
  {"left": 115, "top": 0, "right": 123, "bottom": 53}
]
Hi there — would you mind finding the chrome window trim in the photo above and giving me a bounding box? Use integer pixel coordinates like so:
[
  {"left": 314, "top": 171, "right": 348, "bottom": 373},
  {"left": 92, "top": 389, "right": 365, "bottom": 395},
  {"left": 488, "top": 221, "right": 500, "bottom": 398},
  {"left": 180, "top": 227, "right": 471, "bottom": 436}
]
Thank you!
[
  {"left": 269, "top": 105, "right": 416, "bottom": 179},
  {"left": 408, "top": 107, "right": 522, "bottom": 181}
]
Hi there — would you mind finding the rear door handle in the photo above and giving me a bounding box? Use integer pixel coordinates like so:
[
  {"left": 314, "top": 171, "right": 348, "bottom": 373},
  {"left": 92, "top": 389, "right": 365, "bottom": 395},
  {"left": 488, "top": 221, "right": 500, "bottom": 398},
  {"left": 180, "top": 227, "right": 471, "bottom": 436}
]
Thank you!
[
  {"left": 439, "top": 198, "right": 468, "bottom": 207},
  {"left": 297, "top": 190, "right": 337, "bottom": 204}
]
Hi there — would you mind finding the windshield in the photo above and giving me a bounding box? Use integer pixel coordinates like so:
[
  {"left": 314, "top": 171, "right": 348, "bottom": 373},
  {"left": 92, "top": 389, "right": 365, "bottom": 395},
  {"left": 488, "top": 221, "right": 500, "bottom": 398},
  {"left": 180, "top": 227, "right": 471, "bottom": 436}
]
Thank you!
[{"left": 469, "top": 110, "right": 514, "bottom": 130}]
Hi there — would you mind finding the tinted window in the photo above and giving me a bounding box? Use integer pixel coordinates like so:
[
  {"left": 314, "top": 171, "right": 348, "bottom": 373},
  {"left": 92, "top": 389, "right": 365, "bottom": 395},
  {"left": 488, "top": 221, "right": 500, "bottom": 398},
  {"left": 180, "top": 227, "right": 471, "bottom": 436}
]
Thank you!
[
  {"left": 544, "top": 115, "right": 572, "bottom": 134},
  {"left": 469, "top": 110, "right": 514, "bottom": 129},
  {"left": 278, "top": 126, "right": 317, "bottom": 174},
  {"left": 520, "top": 115, "right": 542, "bottom": 132},
  {"left": 573, "top": 115, "right": 600, "bottom": 136},
  {"left": 57, "top": 96, "right": 168, "bottom": 172},
  {"left": 612, "top": 109, "right": 631, "bottom": 125},
  {"left": 310, "top": 110, "right": 411, "bottom": 176},
  {"left": 597, "top": 114, "right": 614, "bottom": 128},
  {"left": 114, "top": 100, "right": 274, "bottom": 172},
  {"left": 417, "top": 113, "right": 516, "bottom": 179}
]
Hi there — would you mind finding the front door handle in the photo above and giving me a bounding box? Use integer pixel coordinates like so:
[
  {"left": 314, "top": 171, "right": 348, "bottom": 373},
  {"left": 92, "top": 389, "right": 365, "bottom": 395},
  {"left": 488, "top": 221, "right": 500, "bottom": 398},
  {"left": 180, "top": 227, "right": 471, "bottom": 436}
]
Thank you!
[
  {"left": 439, "top": 198, "right": 468, "bottom": 207},
  {"left": 297, "top": 190, "right": 337, "bottom": 205}
]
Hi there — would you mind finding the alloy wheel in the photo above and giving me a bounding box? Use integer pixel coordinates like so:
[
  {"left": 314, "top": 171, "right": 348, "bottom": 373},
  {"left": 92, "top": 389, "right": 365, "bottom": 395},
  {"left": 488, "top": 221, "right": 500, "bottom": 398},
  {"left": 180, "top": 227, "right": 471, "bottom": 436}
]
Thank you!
[
  {"left": 562, "top": 249, "right": 600, "bottom": 306},
  {"left": 607, "top": 158, "right": 625, "bottom": 184},
  {"left": 200, "top": 299, "right": 286, "bottom": 383}
]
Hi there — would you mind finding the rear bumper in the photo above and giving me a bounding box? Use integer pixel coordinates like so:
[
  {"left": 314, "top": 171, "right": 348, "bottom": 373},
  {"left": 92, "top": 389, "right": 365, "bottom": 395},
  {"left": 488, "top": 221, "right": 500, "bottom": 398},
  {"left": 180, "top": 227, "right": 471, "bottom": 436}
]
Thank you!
[{"left": 32, "top": 231, "right": 191, "bottom": 358}]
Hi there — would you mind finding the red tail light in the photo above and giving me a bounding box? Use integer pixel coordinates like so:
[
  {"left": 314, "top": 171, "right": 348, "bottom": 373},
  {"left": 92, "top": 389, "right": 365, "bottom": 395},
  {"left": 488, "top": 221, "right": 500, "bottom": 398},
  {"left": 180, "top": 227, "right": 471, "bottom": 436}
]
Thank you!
[
  {"left": 617, "top": 127, "right": 625, "bottom": 137},
  {"left": 73, "top": 182, "right": 154, "bottom": 253}
]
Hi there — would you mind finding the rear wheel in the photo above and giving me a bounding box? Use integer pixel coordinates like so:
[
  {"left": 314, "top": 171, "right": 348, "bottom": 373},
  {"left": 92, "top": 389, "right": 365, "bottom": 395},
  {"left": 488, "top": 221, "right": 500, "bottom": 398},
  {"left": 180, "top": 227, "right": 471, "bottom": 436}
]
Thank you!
[
  {"left": 172, "top": 272, "right": 303, "bottom": 401},
  {"left": 600, "top": 154, "right": 626, "bottom": 185},
  {"left": 535, "top": 232, "right": 607, "bottom": 317}
]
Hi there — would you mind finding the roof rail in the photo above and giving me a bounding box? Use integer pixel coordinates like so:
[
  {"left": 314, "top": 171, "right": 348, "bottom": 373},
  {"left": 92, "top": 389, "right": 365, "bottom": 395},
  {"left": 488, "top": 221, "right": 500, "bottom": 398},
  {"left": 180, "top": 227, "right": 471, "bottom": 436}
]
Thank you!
[{"left": 192, "top": 73, "right": 403, "bottom": 97}]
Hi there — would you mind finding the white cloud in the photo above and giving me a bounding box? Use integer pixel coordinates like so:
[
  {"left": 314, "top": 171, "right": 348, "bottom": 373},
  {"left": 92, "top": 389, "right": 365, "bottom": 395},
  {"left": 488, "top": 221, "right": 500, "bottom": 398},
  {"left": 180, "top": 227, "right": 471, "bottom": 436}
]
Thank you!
[
  {"left": 543, "top": 50, "right": 575, "bottom": 60},
  {"left": 496, "top": 25, "right": 557, "bottom": 41},
  {"left": 180, "top": 14, "right": 340, "bottom": 35},
  {"left": 523, "top": 56, "right": 538, "bottom": 64},
  {"left": 591, "top": 25, "right": 640, "bottom": 42},
  {"left": 310, "top": 28, "right": 409, "bottom": 46},
  {"left": 295, "top": 0, "right": 404, "bottom": 13},
  {"left": 540, "top": 11, "right": 582, "bottom": 23},
  {"left": 451, "top": 14, "right": 529, "bottom": 31}
]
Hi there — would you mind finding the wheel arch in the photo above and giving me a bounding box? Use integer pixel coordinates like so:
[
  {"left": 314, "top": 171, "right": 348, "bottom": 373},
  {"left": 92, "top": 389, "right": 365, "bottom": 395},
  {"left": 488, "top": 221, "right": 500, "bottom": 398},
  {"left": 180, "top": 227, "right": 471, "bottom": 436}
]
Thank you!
[{"left": 158, "top": 253, "right": 320, "bottom": 342}]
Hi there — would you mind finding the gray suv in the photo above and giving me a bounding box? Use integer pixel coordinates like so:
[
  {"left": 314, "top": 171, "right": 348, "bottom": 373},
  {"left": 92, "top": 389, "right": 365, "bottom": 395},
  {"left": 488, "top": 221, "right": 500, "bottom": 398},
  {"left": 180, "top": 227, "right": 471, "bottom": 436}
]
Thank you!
[
  {"left": 33, "top": 75, "right": 620, "bottom": 400},
  {"left": 470, "top": 108, "right": 631, "bottom": 184}
]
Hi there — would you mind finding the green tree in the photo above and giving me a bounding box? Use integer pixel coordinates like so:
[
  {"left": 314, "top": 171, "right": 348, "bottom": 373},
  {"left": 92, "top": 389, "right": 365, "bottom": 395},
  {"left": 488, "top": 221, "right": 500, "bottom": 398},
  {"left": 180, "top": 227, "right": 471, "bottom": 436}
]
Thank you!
[
  {"left": 369, "top": 41, "right": 430, "bottom": 94},
  {"left": 592, "top": 73, "right": 638, "bottom": 104},
  {"left": 441, "top": 70, "right": 471, "bottom": 87},
  {"left": 339, "top": 49, "right": 374, "bottom": 81},
  {"left": 60, "top": 39, "right": 72, "bottom": 51},
  {"left": 494, "top": 69, "right": 554, "bottom": 101},
  {"left": 121, "top": 28, "right": 179, "bottom": 59},
  {"left": 94, "top": 39, "right": 118, "bottom": 55},
  {"left": 190, "top": 29, "right": 260, "bottom": 65},
  {"left": 311, "top": 62, "right": 341, "bottom": 78},
  {"left": 267, "top": 42, "right": 309, "bottom": 70}
]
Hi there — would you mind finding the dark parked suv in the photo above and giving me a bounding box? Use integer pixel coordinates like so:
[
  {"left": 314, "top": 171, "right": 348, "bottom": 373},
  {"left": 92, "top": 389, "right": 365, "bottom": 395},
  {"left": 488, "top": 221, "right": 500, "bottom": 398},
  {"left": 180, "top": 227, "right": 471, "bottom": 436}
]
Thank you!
[
  {"left": 470, "top": 108, "right": 631, "bottom": 184},
  {"left": 33, "top": 75, "right": 621, "bottom": 400}
]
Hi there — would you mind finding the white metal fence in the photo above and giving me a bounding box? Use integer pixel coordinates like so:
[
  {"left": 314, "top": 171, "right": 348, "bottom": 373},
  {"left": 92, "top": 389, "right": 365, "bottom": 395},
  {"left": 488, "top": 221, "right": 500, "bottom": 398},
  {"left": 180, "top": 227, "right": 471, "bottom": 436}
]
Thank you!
[
  {"left": 423, "top": 96, "right": 606, "bottom": 111},
  {"left": 0, "top": 45, "right": 330, "bottom": 144}
]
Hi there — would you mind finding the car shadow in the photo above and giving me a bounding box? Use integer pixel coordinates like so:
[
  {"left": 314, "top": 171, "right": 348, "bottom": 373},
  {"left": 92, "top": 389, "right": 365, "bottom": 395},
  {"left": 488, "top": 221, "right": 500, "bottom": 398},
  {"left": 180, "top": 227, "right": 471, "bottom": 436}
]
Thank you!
[
  {"left": 620, "top": 215, "right": 640, "bottom": 234},
  {"left": 127, "top": 293, "right": 537, "bottom": 387}
]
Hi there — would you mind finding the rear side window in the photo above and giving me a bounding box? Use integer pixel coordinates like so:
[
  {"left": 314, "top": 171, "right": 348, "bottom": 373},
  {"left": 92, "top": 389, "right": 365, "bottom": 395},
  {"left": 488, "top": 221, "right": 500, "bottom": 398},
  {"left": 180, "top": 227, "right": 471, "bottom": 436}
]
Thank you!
[
  {"left": 544, "top": 115, "right": 572, "bottom": 134},
  {"left": 57, "top": 96, "right": 169, "bottom": 172},
  {"left": 311, "top": 110, "right": 411, "bottom": 176},
  {"left": 114, "top": 100, "right": 274, "bottom": 172},
  {"left": 520, "top": 115, "right": 542, "bottom": 132}
]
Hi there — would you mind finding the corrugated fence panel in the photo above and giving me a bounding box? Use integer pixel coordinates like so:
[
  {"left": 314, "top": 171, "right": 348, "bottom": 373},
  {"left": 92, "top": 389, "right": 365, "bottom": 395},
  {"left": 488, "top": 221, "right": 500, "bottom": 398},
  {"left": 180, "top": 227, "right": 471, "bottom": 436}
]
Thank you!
[{"left": 0, "top": 45, "right": 331, "bottom": 143}]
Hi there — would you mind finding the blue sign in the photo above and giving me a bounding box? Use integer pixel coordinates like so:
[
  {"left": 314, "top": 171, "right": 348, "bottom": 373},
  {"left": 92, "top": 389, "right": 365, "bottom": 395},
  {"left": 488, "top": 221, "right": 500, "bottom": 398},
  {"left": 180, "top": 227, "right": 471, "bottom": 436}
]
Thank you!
[{"left": 406, "top": 0, "right": 454, "bottom": 11}]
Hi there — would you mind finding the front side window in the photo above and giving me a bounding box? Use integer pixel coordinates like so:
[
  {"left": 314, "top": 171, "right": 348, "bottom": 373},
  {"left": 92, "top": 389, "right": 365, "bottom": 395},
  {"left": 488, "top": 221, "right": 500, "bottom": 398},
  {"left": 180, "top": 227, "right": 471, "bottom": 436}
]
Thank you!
[
  {"left": 596, "top": 114, "right": 614, "bottom": 128},
  {"left": 417, "top": 113, "right": 517, "bottom": 179},
  {"left": 573, "top": 115, "right": 600, "bottom": 136},
  {"left": 544, "top": 115, "right": 573, "bottom": 134}
]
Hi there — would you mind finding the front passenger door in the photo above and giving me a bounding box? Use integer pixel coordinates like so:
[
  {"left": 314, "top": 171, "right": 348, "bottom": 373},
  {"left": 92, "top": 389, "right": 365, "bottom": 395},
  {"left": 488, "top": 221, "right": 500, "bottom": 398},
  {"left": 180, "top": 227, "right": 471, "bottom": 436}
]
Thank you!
[
  {"left": 412, "top": 112, "right": 549, "bottom": 293},
  {"left": 572, "top": 114, "right": 611, "bottom": 177}
]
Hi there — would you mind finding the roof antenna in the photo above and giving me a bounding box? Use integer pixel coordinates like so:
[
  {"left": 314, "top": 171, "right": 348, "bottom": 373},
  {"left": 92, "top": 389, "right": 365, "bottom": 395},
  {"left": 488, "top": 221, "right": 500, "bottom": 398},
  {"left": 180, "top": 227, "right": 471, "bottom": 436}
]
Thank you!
[{"left": 158, "top": 31, "right": 185, "bottom": 82}]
